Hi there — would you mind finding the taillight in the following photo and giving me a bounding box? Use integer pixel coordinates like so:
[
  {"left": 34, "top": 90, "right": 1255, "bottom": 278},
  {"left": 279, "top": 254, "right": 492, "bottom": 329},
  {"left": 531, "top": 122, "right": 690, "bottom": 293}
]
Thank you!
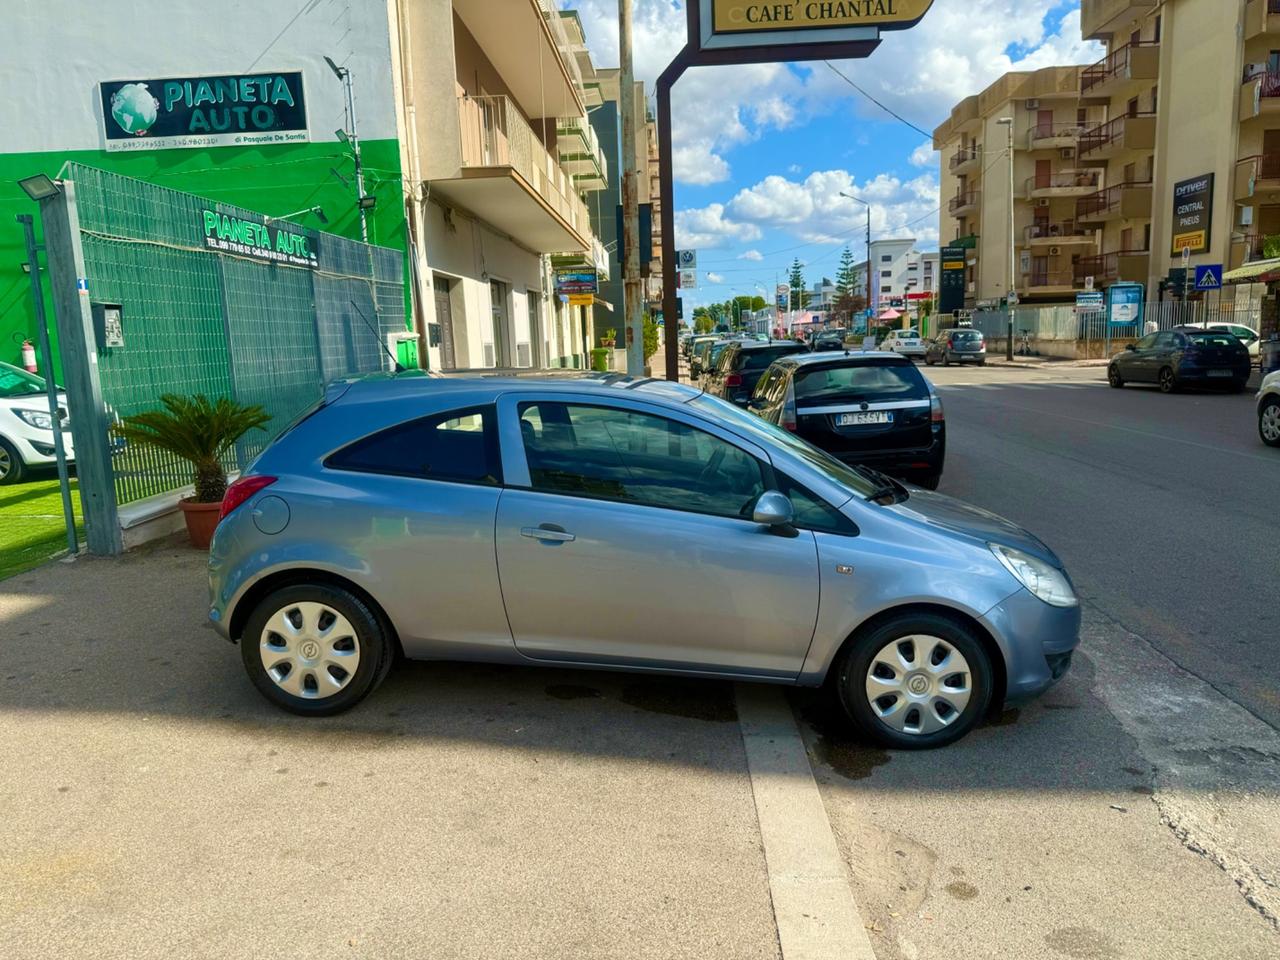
[
  {"left": 726, "top": 373, "right": 743, "bottom": 387},
  {"left": 947, "top": 339, "right": 954, "bottom": 348},
  {"left": 930, "top": 393, "right": 945, "bottom": 423},
  {"left": 782, "top": 381, "right": 798, "bottom": 431},
  {"left": 220, "top": 475, "right": 277, "bottom": 521}
]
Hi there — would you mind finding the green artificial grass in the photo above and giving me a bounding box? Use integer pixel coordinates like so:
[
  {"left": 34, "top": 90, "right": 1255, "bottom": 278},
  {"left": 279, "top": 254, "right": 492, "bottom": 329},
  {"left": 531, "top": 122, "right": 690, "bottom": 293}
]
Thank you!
[{"left": 0, "top": 476, "right": 83, "bottom": 580}]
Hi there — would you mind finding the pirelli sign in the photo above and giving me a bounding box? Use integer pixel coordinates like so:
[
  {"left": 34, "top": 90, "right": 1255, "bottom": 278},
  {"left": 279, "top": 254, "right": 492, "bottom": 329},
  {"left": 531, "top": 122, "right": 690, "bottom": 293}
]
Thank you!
[{"left": 711, "top": 0, "right": 935, "bottom": 32}]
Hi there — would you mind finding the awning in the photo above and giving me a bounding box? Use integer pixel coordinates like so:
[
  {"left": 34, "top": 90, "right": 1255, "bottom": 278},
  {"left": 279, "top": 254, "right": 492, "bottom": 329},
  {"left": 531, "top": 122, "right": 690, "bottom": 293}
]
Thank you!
[{"left": 1223, "top": 257, "right": 1280, "bottom": 283}]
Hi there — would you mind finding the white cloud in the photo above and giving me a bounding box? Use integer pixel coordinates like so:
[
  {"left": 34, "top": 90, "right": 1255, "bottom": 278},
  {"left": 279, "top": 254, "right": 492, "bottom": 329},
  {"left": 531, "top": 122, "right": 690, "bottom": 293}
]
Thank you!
[
  {"left": 787, "top": 164, "right": 803, "bottom": 175},
  {"left": 673, "top": 202, "right": 762, "bottom": 249},
  {"left": 738, "top": 249, "right": 764, "bottom": 261},
  {"left": 706, "top": 272, "right": 725, "bottom": 284},
  {"left": 909, "top": 141, "right": 937, "bottom": 168}
]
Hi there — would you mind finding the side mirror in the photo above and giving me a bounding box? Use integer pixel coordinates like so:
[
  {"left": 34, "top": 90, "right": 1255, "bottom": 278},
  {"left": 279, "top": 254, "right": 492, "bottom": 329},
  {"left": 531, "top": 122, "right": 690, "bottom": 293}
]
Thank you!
[
  {"left": 753, "top": 490, "right": 795, "bottom": 527},
  {"left": 1125, "top": 344, "right": 1137, "bottom": 351}
]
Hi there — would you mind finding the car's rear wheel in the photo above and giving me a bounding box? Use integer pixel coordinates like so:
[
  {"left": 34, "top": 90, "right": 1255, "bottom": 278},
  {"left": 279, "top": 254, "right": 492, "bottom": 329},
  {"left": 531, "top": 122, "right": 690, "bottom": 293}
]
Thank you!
[
  {"left": 836, "top": 613, "right": 993, "bottom": 749},
  {"left": 0, "top": 438, "right": 26, "bottom": 486},
  {"left": 241, "top": 584, "right": 392, "bottom": 716},
  {"left": 1107, "top": 366, "right": 1124, "bottom": 389},
  {"left": 1158, "top": 366, "right": 1178, "bottom": 393},
  {"left": 1260, "top": 397, "right": 1280, "bottom": 447},
  {"left": 925, "top": 353, "right": 935, "bottom": 366}
]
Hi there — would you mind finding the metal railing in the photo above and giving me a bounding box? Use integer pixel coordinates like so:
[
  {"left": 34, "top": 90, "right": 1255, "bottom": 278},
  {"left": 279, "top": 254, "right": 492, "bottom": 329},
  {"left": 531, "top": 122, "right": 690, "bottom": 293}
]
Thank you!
[
  {"left": 1078, "top": 113, "right": 1156, "bottom": 156},
  {"left": 1244, "top": 68, "right": 1280, "bottom": 99},
  {"left": 1027, "top": 269, "right": 1080, "bottom": 289},
  {"left": 1074, "top": 250, "right": 1150, "bottom": 284},
  {"left": 1077, "top": 179, "right": 1153, "bottom": 219},
  {"left": 1025, "top": 221, "right": 1095, "bottom": 242},
  {"left": 1081, "top": 40, "right": 1160, "bottom": 93},
  {"left": 1027, "top": 123, "right": 1089, "bottom": 147},
  {"left": 1024, "top": 170, "right": 1102, "bottom": 194},
  {"left": 948, "top": 190, "right": 981, "bottom": 213},
  {"left": 557, "top": 115, "right": 609, "bottom": 186},
  {"left": 1238, "top": 153, "right": 1280, "bottom": 182},
  {"left": 949, "top": 146, "right": 980, "bottom": 170},
  {"left": 457, "top": 94, "right": 593, "bottom": 245}
]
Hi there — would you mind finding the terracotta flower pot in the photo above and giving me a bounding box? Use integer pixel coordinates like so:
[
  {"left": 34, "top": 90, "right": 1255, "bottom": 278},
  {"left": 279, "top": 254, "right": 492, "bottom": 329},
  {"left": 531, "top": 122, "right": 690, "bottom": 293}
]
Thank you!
[{"left": 179, "top": 498, "right": 222, "bottom": 550}]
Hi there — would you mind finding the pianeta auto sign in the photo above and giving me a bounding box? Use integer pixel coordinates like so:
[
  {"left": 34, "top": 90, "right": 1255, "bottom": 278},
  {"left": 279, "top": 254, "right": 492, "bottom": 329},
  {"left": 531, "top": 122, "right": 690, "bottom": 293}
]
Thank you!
[{"left": 712, "top": 0, "right": 935, "bottom": 32}]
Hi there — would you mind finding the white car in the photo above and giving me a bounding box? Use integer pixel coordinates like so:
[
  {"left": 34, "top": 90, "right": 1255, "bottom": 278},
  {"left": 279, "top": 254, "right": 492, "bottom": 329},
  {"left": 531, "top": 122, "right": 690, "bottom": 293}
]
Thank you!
[
  {"left": 882, "top": 328, "right": 926, "bottom": 358},
  {"left": 1181, "top": 321, "right": 1261, "bottom": 363},
  {"left": 0, "top": 361, "right": 75, "bottom": 485},
  {"left": 1258, "top": 369, "right": 1280, "bottom": 448}
]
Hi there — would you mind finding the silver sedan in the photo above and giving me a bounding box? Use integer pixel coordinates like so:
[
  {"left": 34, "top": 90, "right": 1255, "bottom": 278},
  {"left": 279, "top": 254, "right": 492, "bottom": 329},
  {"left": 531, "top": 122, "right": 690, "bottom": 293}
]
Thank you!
[{"left": 209, "top": 374, "right": 1079, "bottom": 748}]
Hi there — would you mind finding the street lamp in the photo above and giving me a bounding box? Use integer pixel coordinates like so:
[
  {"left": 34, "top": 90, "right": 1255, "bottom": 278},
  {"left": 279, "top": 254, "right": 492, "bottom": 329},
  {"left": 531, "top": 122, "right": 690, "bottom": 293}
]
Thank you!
[
  {"left": 996, "top": 116, "right": 1016, "bottom": 361},
  {"left": 324, "top": 55, "right": 369, "bottom": 242},
  {"left": 266, "top": 205, "right": 328, "bottom": 225},
  {"left": 839, "top": 190, "right": 872, "bottom": 327}
]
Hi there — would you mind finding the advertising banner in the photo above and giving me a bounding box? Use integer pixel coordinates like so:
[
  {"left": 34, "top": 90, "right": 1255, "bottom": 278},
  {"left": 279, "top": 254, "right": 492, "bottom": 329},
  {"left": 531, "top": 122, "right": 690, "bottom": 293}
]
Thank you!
[
  {"left": 201, "top": 208, "right": 317, "bottom": 268},
  {"left": 1171, "top": 174, "right": 1214, "bottom": 255},
  {"left": 555, "top": 270, "right": 599, "bottom": 295}
]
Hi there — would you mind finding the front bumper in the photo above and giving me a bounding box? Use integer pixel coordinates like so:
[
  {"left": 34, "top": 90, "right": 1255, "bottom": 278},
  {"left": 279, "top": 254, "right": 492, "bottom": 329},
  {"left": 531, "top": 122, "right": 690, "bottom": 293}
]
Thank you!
[{"left": 980, "top": 587, "right": 1082, "bottom": 703}]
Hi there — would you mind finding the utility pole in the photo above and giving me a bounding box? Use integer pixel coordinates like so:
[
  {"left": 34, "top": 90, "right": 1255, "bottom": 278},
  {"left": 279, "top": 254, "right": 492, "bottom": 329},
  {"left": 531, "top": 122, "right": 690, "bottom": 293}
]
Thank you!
[
  {"left": 325, "top": 56, "right": 368, "bottom": 243},
  {"left": 839, "top": 191, "right": 872, "bottom": 330},
  {"left": 998, "top": 117, "right": 1016, "bottom": 360},
  {"left": 619, "top": 0, "right": 644, "bottom": 376}
]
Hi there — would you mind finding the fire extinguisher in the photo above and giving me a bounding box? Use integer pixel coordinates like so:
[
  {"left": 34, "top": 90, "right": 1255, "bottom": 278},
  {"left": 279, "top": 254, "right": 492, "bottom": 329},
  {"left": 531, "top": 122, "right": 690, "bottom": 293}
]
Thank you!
[{"left": 21, "top": 339, "right": 37, "bottom": 374}]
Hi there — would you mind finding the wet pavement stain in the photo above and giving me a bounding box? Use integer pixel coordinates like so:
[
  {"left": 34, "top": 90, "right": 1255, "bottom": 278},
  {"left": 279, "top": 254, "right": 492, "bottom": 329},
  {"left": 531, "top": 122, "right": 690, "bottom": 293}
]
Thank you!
[
  {"left": 545, "top": 684, "right": 602, "bottom": 701},
  {"left": 1044, "top": 926, "right": 1118, "bottom": 959},
  {"left": 797, "top": 698, "right": 891, "bottom": 781},
  {"left": 945, "top": 881, "right": 979, "bottom": 900},
  {"left": 619, "top": 680, "right": 737, "bottom": 722}
]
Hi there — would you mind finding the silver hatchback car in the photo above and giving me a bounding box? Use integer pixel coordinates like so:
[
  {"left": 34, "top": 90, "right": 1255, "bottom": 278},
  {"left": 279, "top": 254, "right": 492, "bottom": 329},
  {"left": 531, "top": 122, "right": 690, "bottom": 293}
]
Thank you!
[{"left": 210, "top": 374, "right": 1080, "bottom": 748}]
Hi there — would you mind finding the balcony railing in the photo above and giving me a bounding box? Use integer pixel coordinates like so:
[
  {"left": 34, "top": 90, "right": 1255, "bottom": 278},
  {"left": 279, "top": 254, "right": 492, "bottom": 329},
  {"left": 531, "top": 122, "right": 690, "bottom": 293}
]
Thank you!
[
  {"left": 1027, "top": 269, "right": 1079, "bottom": 289},
  {"left": 949, "top": 146, "right": 980, "bottom": 171},
  {"left": 457, "top": 94, "right": 592, "bottom": 243},
  {"left": 1078, "top": 113, "right": 1157, "bottom": 157},
  {"left": 1076, "top": 180, "right": 1152, "bottom": 219},
  {"left": 949, "top": 190, "right": 981, "bottom": 214},
  {"left": 1081, "top": 40, "right": 1160, "bottom": 94},
  {"left": 1027, "top": 123, "right": 1089, "bottom": 147},
  {"left": 1024, "top": 170, "right": 1102, "bottom": 195},
  {"left": 1025, "top": 221, "right": 1095, "bottom": 242},
  {"left": 1244, "top": 68, "right": 1280, "bottom": 100},
  {"left": 1074, "top": 250, "right": 1150, "bottom": 284}
]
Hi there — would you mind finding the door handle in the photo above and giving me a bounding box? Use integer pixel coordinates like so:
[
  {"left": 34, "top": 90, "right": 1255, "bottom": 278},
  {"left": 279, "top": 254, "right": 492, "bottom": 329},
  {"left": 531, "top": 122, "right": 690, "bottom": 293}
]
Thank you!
[{"left": 521, "top": 526, "right": 576, "bottom": 543}]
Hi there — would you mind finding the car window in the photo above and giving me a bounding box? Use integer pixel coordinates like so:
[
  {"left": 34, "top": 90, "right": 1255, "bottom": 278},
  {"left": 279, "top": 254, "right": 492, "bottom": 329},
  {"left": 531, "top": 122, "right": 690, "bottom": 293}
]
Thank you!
[
  {"left": 0, "top": 362, "right": 48, "bottom": 398},
  {"left": 327, "top": 405, "right": 501, "bottom": 485},
  {"left": 1154, "top": 332, "right": 1178, "bottom": 349},
  {"left": 518, "top": 402, "right": 765, "bottom": 519},
  {"left": 1186, "top": 331, "right": 1238, "bottom": 348},
  {"left": 1135, "top": 333, "right": 1158, "bottom": 349},
  {"left": 742, "top": 345, "right": 805, "bottom": 373},
  {"left": 794, "top": 362, "right": 929, "bottom": 404},
  {"left": 716, "top": 346, "right": 738, "bottom": 373},
  {"left": 1231, "top": 326, "right": 1257, "bottom": 341},
  {"left": 950, "top": 330, "right": 982, "bottom": 342},
  {"left": 775, "top": 472, "right": 858, "bottom": 535}
]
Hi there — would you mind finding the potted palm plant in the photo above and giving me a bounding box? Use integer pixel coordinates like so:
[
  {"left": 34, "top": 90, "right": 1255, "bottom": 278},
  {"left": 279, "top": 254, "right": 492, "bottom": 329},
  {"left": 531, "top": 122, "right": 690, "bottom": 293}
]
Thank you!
[{"left": 116, "top": 394, "right": 271, "bottom": 549}]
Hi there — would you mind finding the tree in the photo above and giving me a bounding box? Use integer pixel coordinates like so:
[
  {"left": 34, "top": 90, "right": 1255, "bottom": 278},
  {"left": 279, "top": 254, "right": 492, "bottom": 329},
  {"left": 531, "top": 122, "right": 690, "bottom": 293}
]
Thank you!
[
  {"left": 835, "top": 247, "right": 856, "bottom": 299},
  {"left": 788, "top": 259, "right": 811, "bottom": 312},
  {"left": 694, "top": 314, "right": 714, "bottom": 334},
  {"left": 643, "top": 317, "right": 660, "bottom": 362}
]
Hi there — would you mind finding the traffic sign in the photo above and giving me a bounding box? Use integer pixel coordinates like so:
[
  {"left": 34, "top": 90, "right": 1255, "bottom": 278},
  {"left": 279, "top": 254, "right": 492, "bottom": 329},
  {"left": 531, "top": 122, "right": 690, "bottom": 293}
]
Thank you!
[
  {"left": 678, "top": 269, "right": 698, "bottom": 289},
  {"left": 1195, "top": 264, "right": 1223, "bottom": 291}
]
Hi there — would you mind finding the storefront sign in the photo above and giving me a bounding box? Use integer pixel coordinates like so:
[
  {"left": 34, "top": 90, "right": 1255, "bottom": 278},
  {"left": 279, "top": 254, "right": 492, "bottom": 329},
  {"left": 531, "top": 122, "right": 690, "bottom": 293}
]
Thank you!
[
  {"left": 101, "top": 72, "right": 308, "bottom": 152},
  {"left": 679, "top": 269, "right": 698, "bottom": 289},
  {"left": 938, "top": 244, "right": 966, "bottom": 315},
  {"left": 568, "top": 293, "right": 595, "bottom": 307},
  {"left": 201, "top": 208, "right": 318, "bottom": 268},
  {"left": 1107, "top": 282, "right": 1144, "bottom": 326},
  {"left": 1171, "top": 174, "right": 1214, "bottom": 255},
  {"left": 555, "top": 269, "right": 598, "bottom": 295},
  {"left": 1075, "top": 291, "right": 1104, "bottom": 314},
  {"left": 710, "top": 0, "right": 935, "bottom": 33}
]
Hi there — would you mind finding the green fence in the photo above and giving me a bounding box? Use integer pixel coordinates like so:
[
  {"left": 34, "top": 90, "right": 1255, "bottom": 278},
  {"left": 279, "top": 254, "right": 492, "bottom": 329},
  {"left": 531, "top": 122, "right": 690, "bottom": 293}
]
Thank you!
[{"left": 64, "top": 164, "right": 405, "bottom": 505}]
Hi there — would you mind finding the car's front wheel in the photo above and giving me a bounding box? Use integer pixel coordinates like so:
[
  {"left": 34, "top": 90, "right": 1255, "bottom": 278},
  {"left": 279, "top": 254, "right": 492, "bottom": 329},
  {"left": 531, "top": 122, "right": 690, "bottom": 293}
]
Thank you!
[
  {"left": 0, "top": 438, "right": 26, "bottom": 485},
  {"left": 1158, "top": 366, "right": 1178, "bottom": 393},
  {"left": 241, "top": 584, "right": 393, "bottom": 716},
  {"left": 1107, "top": 365, "right": 1124, "bottom": 388},
  {"left": 1260, "top": 396, "right": 1280, "bottom": 447},
  {"left": 836, "top": 613, "right": 993, "bottom": 749}
]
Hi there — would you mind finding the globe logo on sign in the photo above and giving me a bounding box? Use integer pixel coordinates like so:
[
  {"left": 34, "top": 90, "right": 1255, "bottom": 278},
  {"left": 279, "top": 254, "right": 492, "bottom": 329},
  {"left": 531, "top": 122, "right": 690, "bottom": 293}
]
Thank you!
[{"left": 110, "top": 83, "right": 160, "bottom": 136}]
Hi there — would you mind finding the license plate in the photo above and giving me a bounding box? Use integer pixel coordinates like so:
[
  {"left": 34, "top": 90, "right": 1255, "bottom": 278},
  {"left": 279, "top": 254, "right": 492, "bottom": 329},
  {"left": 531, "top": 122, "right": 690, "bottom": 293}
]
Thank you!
[
  {"left": 838, "top": 411, "right": 893, "bottom": 426},
  {"left": 1208, "top": 369, "right": 1233, "bottom": 378}
]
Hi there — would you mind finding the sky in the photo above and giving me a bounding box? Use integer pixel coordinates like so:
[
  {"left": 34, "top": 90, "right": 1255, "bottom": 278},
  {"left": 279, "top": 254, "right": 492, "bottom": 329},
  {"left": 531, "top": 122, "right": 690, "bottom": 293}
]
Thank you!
[{"left": 563, "top": 0, "right": 1103, "bottom": 310}]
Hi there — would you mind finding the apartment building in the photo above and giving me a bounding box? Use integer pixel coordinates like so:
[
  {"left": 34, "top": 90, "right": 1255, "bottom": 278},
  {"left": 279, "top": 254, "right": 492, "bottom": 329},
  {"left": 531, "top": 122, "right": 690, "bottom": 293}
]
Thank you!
[
  {"left": 395, "top": 0, "right": 609, "bottom": 371},
  {"left": 869, "top": 238, "right": 932, "bottom": 309}
]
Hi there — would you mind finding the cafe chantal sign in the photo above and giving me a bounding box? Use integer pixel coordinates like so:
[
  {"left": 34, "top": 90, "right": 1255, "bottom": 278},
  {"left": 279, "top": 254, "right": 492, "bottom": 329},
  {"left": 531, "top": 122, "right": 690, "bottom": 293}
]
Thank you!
[
  {"left": 712, "top": 0, "right": 935, "bottom": 32},
  {"left": 201, "top": 209, "right": 319, "bottom": 269}
]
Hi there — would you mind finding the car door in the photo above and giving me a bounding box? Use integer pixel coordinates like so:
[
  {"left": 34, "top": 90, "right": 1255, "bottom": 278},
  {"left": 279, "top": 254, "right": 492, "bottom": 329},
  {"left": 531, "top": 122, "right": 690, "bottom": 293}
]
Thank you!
[
  {"left": 493, "top": 394, "right": 821, "bottom": 678},
  {"left": 1122, "top": 332, "right": 1158, "bottom": 381}
]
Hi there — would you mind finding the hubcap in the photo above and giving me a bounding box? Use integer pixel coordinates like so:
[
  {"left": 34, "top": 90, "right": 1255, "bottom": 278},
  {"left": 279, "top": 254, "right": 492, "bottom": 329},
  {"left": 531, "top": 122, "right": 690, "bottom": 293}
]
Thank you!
[
  {"left": 1263, "top": 404, "right": 1280, "bottom": 442},
  {"left": 259, "top": 601, "right": 360, "bottom": 700},
  {"left": 865, "top": 635, "right": 972, "bottom": 736},
  {"left": 1160, "top": 370, "right": 1174, "bottom": 391},
  {"left": 0, "top": 446, "right": 9, "bottom": 479}
]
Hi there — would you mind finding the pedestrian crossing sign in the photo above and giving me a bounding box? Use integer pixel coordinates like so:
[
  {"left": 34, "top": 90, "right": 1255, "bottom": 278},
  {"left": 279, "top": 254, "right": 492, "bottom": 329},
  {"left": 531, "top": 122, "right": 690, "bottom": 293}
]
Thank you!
[{"left": 1194, "top": 264, "right": 1223, "bottom": 291}]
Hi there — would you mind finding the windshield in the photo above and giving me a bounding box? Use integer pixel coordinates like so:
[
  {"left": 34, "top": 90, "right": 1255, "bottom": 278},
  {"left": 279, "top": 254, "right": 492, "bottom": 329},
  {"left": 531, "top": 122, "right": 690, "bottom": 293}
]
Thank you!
[
  {"left": 950, "top": 330, "right": 982, "bottom": 342},
  {"left": 688, "top": 393, "right": 878, "bottom": 498},
  {"left": 0, "top": 361, "right": 48, "bottom": 398},
  {"left": 742, "top": 345, "right": 804, "bottom": 372},
  {"left": 794, "top": 361, "right": 928, "bottom": 404}
]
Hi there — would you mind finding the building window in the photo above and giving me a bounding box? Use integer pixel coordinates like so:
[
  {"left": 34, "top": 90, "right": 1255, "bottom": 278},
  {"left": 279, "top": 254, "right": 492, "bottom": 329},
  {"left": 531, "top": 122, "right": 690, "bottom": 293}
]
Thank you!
[
  {"left": 881, "top": 270, "right": 893, "bottom": 278},
  {"left": 881, "top": 255, "right": 893, "bottom": 263}
]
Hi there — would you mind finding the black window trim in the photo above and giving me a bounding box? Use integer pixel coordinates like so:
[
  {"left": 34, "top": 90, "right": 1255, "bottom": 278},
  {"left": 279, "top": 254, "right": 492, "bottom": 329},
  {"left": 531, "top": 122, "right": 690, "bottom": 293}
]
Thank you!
[{"left": 324, "top": 403, "right": 504, "bottom": 487}]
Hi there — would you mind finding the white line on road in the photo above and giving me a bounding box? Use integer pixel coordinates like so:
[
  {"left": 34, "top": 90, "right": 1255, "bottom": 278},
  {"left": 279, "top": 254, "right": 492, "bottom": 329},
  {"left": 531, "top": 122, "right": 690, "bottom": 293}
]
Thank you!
[{"left": 736, "top": 685, "right": 877, "bottom": 960}]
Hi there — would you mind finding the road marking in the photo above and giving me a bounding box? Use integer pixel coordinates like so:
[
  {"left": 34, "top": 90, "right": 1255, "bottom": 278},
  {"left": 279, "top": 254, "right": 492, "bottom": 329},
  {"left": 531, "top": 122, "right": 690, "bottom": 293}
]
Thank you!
[{"left": 736, "top": 685, "right": 877, "bottom": 960}]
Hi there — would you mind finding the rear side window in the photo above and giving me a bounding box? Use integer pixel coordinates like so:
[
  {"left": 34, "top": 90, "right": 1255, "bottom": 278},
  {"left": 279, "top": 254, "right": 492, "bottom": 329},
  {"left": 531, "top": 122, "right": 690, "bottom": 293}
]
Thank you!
[
  {"left": 1186, "top": 332, "right": 1238, "bottom": 348},
  {"left": 326, "top": 405, "right": 501, "bottom": 485},
  {"left": 794, "top": 362, "right": 928, "bottom": 403},
  {"left": 742, "top": 345, "right": 805, "bottom": 373}
]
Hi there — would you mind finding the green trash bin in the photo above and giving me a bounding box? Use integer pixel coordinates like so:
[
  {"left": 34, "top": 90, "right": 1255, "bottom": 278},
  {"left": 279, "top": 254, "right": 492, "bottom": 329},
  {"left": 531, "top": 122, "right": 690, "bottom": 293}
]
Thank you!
[{"left": 590, "top": 347, "right": 610, "bottom": 372}]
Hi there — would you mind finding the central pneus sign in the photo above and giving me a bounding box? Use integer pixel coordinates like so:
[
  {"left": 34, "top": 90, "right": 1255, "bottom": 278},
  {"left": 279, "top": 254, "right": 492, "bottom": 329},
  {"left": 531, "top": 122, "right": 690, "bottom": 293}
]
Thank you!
[
  {"left": 1171, "top": 173, "right": 1214, "bottom": 255},
  {"left": 712, "top": 0, "right": 935, "bottom": 31},
  {"left": 100, "top": 72, "right": 309, "bottom": 152}
]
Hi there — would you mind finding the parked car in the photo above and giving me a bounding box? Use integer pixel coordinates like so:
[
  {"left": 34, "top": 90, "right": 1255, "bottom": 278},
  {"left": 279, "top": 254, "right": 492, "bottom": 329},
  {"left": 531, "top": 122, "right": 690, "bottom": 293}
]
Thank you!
[
  {"left": 811, "top": 328, "right": 849, "bottom": 352},
  {"left": 1258, "top": 369, "right": 1280, "bottom": 447},
  {"left": 1180, "top": 321, "right": 1261, "bottom": 364},
  {"left": 692, "top": 339, "right": 735, "bottom": 381},
  {"left": 1108, "top": 328, "right": 1252, "bottom": 393},
  {"left": 210, "top": 373, "right": 1079, "bottom": 749},
  {"left": 749, "top": 351, "right": 945, "bottom": 490},
  {"left": 882, "top": 328, "right": 926, "bottom": 358},
  {"left": 690, "top": 338, "right": 717, "bottom": 379},
  {"left": 925, "top": 329, "right": 987, "bottom": 367},
  {"left": 703, "top": 339, "right": 810, "bottom": 407},
  {"left": 685, "top": 333, "right": 716, "bottom": 364},
  {"left": 0, "top": 361, "right": 75, "bottom": 485}
]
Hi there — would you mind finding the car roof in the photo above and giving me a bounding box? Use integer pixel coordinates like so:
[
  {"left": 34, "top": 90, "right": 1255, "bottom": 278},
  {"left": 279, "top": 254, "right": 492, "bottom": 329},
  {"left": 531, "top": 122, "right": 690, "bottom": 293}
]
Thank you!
[
  {"left": 733, "top": 340, "right": 806, "bottom": 352},
  {"left": 778, "top": 350, "right": 909, "bottom": 368},
  {"left": 329, "top": 371, "right": 702, "bottom": 407}
]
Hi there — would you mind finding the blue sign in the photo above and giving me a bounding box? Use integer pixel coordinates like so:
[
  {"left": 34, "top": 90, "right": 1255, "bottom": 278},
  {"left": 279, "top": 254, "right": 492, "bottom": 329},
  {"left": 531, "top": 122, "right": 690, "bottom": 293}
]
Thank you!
[
  {"left": 1195, "top": 264, "right": 1223, "bottom": 291},
  {"left": 1107, "top": 282, "right": 1144, "bottom": 326}
]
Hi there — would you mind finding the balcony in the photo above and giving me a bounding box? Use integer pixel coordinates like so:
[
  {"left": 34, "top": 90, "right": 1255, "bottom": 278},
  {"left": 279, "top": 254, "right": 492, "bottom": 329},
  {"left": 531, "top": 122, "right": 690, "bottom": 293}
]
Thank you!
[
  {"left": 1229, "top": 233, "right": 1280, "bottom": 269},
  {"left": 556, "top": 116, "right": 608, "bottom": 193},
  {"left": 1245, "top": 0, "right": 1280, "bottom": 41},
  {"left": 1241, "top": 70, "right": 1280, "bottom": 121},
  {"left": 437, "top": 94, "right": 593, "bottom": 254},
  {"left": 949, "top": 190, "right": 981, "bottom": 216},
  {"left": 1027, "top": 123, "right": 1088, "bottom": 151},
  {"left": 1078, "top": 113, "right": 1157, "bottom": 160},
  {"left": 1025, "top": 221, "right": 1098, "bottom": 248},
  {"left": 1081, "top": 0, "right": 1158, "bottom": 42},
  {"left": 949, "top": 146, "right": 981, "bottom": 174},
  {"left": 1024, "top": 169, "right": 1102, "bottom": 200},
  {"left": 1074, "top": 250, "right": 1151, "bottom": 286},
  {"left": 1077, "top": 181, "right": 1153, "bottom": 223},
  {"left": 1081, "top": 41, "right": 1161, "bottom": 98},
  {"left": 1235, "top": 153, "right": 1280, "bottom": 200},
  {"left": 1026, "top": 269, "right": 1082, "bottom": 295}
]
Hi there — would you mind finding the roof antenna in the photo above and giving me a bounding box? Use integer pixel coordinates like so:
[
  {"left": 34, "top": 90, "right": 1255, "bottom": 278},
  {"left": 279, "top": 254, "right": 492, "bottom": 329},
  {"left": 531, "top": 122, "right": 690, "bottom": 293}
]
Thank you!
[{"left": 349, "top": 299, "right": 405, "bottom": 372}]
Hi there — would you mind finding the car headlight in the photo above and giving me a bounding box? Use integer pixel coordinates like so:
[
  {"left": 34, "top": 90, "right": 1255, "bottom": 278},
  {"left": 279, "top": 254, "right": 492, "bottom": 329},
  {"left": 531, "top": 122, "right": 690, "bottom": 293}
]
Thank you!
[
  {"left": 16, "top": 409, "right": 54, "bottom": 431},
  {"left": 989, "top": 543, "right": 1077, "bottom": 608}
]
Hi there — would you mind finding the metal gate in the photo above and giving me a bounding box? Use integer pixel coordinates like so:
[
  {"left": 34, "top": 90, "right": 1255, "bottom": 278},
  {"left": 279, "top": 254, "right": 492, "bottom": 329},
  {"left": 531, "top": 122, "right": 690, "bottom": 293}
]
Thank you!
[{"left": 38, "top": 164, "right": 406, "bottom": 554}]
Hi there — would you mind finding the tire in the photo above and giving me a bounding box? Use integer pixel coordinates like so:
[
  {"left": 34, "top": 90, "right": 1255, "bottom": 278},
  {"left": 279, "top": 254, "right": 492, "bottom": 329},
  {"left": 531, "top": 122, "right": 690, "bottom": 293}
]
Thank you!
[
  {"left": 1107, "top": 365, "right": 1124, "bottom": 389},
  {"left": 0, "top": 438, "right": 27, "bottom": 486},
  {"left": 977, "top": 359, "right": 986, "bottom": 366},
  {"left": 916, "top": 472, "right": 942, "bottom": 491},
  {"left": 925, "top": 354, "right": 936, "bottom": 366},
  {"left": 835, "top": 612, "right": 994, "bottom": 749},
  {"left": 240, "top": 584, "right": 393, "bottom": 716},
  {"left": 1260, "top": 397, "right": 1280, "bottom": 448},
  {"left": 1158, "top": 366, "right": 1178, "bottom": 394}
]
